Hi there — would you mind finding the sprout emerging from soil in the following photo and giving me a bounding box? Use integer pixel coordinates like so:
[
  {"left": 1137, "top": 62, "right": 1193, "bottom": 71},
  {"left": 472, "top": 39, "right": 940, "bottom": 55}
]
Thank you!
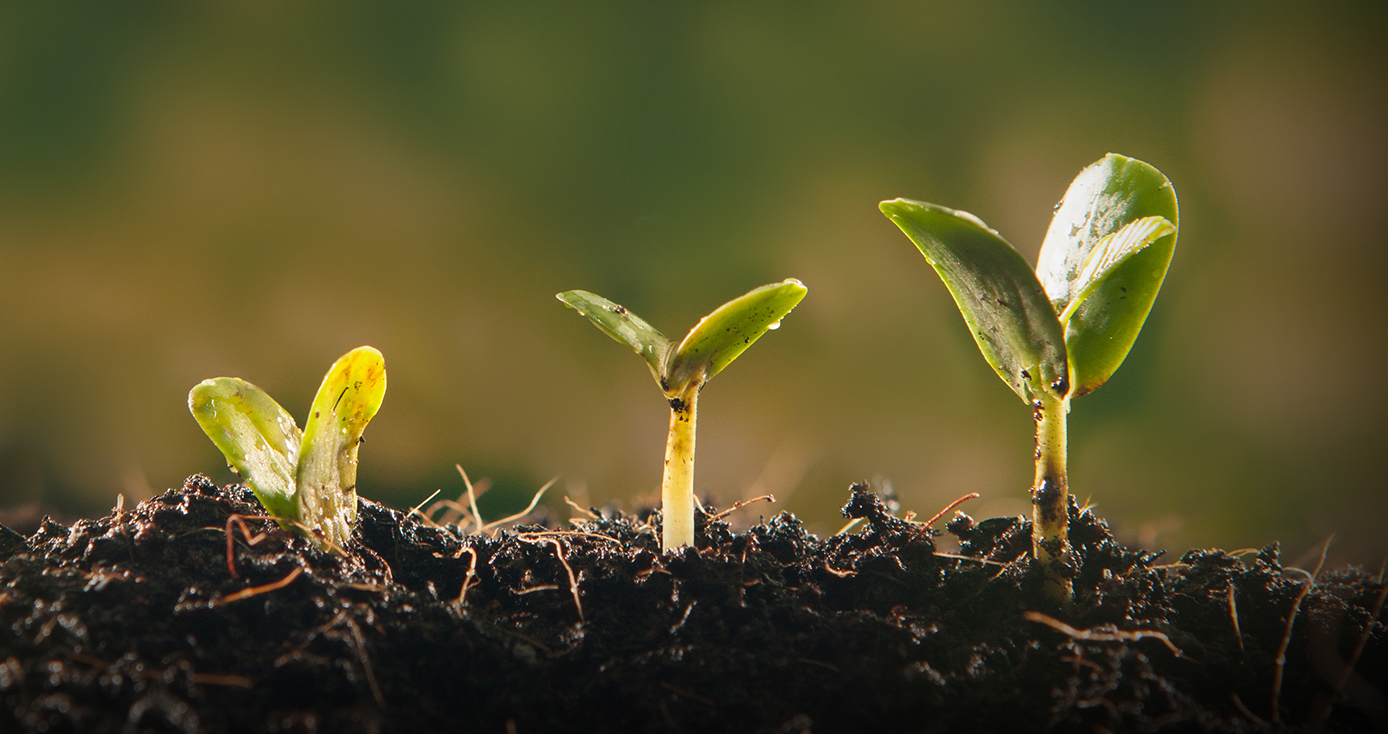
[
  {"left": 881, "top": 154, "right": 1179, "bottom": 600},
  {"left": 188, "top": 346, "right": 387, "bottom": 551},
  {"left": 558, "top": 280, "right": 808, "bottom": 552}
]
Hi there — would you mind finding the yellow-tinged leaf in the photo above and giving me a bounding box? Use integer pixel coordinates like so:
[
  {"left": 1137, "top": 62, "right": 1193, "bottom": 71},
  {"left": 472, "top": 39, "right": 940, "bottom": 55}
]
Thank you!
[
  {"left": 296, "top": 346, "right": 387, "bottom": 549},
  {"left": 666, "top": 279, "right": 807, "bottom": 392},
  {"left": 188, "top": 378, "right": 302, "bottom": 520}
]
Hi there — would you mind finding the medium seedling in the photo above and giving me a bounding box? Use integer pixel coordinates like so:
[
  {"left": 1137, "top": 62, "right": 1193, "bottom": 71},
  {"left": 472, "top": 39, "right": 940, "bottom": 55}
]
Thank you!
[
  {"left": 189, "top": 346, "right": 387, "bottom": 551},
  {"left": 881, "top": 153, "right": 1179, "bottom": 600},
  {"left": 558, "top": 280, "right": 807, "bottom": 552}
]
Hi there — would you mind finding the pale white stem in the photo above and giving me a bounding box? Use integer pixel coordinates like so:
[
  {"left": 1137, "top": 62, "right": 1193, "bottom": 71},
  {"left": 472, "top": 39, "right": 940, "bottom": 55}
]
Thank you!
[{"left": 661, "top": 384, "right": 699, "bottom": 551}]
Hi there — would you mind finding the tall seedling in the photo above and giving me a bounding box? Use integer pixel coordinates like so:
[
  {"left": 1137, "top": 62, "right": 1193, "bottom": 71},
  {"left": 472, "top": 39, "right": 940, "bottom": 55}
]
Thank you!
[
  {"left": 881, "top": 154, "right": 1179, "bottom": 600},
  {"left": 189, "top": 347, "right": 387, "bottom": 551},
  {"left": 559, "top": 280, "right": 807, "bottom": 552}
]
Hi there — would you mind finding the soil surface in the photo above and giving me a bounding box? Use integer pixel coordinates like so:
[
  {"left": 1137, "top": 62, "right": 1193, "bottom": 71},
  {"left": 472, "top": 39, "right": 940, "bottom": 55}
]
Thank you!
[{"left": 0, "top": 476, "right": 1384, "bottom": 733}]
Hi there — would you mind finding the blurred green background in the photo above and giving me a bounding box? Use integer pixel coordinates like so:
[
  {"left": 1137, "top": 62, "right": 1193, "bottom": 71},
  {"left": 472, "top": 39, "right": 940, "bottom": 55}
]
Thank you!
[{"left": 1, "top": 1, "right": 1385, "bottom": 564}]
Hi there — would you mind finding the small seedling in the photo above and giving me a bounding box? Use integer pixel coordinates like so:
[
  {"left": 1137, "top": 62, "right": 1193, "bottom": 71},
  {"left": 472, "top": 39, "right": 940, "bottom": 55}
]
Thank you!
[
  {"left": 189, "top": 346, "right": 387, "bottom": 551},
  {"left": 881, "top": 153, "right": 1179, "bottom": 600},
  {"left": 558, "top": 280, "right": 807, "bottom": 552}
]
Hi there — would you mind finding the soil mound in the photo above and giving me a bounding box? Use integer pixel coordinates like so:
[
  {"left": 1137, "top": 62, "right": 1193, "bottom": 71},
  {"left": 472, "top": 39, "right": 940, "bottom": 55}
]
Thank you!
[{"left": 1, "top": 476, "right": 1383, "bottom": 733}]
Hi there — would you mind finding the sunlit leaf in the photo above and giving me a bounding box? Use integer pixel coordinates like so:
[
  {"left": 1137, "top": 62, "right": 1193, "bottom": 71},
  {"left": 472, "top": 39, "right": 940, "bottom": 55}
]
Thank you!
[
  {"left": 666, "top": 279, "right": 808, "bottom": 391},
  {"left": 1059, "top": 215, "right": 1176, "bottom": 324},
  {"left": 296, "top": 346, "right": 387, "bottom": 549},
  {"left": 188, "top": 377, "right": 302, "bottom": 520},
  {"left": 881, "top": 198, "right": 1068, "bottom": 401},
  {"left": 1036, "top": 154, "right": 1179, "bottom": 396},
  {"left": 557, "top": 290, "right": 674, "bottom": 385}
]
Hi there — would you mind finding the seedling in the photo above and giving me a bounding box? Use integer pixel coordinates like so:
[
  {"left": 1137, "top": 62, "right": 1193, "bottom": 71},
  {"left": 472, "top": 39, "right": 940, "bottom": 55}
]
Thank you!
[
  {"left": 881, "top": 153, "right": 1179, "bottom": 600},
  {"left": 189, "top": 346, "right": 387, "bottom": 551},
  {"left": 558, "top": 280, "right": 807, "bottom": 552}
]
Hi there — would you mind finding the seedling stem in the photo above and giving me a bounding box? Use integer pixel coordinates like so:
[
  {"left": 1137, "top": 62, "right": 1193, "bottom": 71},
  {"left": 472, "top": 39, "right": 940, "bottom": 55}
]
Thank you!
[
  {"left": 558, "top": 280, "right": 806, "bottom": 553},
  {"left": 662, "top": 383, "right": 700, "bottom": 549},
  {"left": 1031, "top": 389, "right": 1071, "bottom": 600},
  {"left": 882, "top": 153, "right": 1180, "bottom": 603}
]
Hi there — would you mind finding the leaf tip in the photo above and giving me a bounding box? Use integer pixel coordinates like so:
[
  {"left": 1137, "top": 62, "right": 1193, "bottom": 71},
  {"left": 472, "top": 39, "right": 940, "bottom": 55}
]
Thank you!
[
  {"left": 779, "top": 277, "right": 808, "bottom": 297},
  {"left": 555, "top": 290, "right": 588, "bottom": 312},
  {"left": 878, "top": 198, "right": 916, "bottom": 218},
  {"left": 349, "top": 345, "right": 384, "bottom": 360}
]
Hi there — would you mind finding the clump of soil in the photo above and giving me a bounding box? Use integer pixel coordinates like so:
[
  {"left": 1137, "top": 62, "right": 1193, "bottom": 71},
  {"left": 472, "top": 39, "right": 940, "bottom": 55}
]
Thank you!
[{"left": 0, "top": 476, "right": 1384, "bottom": 733}]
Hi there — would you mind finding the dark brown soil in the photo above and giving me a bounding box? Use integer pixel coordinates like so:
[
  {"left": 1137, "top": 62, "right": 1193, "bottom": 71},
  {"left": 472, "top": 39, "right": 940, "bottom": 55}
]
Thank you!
[{"left": 0, "top": 475, "right": 1384, "bottom": 733}]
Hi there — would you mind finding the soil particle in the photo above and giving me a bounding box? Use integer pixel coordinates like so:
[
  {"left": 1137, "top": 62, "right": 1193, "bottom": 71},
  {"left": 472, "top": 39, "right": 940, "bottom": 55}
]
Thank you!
[{"left": 0, "top": 475, "right": 1384, "bottom": 733}]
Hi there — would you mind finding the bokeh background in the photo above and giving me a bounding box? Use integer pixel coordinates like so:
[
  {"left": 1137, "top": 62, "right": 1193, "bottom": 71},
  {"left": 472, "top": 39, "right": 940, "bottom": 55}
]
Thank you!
[{"left": 1, "top": 1, "right": 1385, "bottom": 565}]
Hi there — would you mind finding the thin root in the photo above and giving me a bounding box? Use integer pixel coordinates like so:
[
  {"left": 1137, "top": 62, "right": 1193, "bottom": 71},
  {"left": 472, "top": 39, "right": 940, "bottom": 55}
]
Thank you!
[
  {"left": 191, "top": 673, "right": 253, "bottom": 688},
  {"left": 1227, "top": 584, "right": 1244, "bottom": 653},
  {"left": 518, "top": 530, "right": 623, "bottom": 544},
  {"left": 834, "top": 518, "right": 864, "bottom": 536},
  {"left": 348, "top": 617, "right": 385, "bottom": 706},
  {"left": 710, "top": 494, "right": 776, "bottom": 521},
  {"left": 481, "top": 476, "right": 561, "bottom": 532},
  {"left": 564, "top": 496, "right": 599, "bottom": 520},
  {"left": 920, "top": 492, "right": 982, "bottom": 530},
  {"left": 1231, "top": 693, "right": 1268, "bottom": 727},
  {"left": 795, "top": 657, "right": 841, "bottom": 673},
  {"left": 341, "top": 583, "right": 388, "bottom": 593},
  {"left": 934, "top": 552, "right": 1009, "bottom": 567},
  {"left": 1024, "top": 610, "right": 1183, "bottom": 658},
  {"left": 224, "top": 514, "right": 272, "bottom": 579},
  {"left": 1271, "top": 534, "right": 1332, "bottom": 723},
  {"left": 522, "top": 537, "right": 584, "bottom": 622},
  {"left": 426, "top": 499, "right": 479, "bottom": 529},
  {"left": 823, "top": 560, "right": 854, "bottom": 578},
  {"left": 457, "top": 464, "right": 485, "bottom": 534},
  {"left": 407, "top": 489, "right": 443, "bottom": 527},
  {"left": 313, "top": 609, "right": 384, "bottom": 706},
  {"left": 1060, "top": 653, "right": 1105, "bottom": 674},
  {"left": 1333, "top": 569, "right": 1388, "bottom": 699},
  {"left": 454, "top": 546, "right": 479, "bottom": 607},
  {"left": 212, "top": 566, "right": 304, "bottom": 606}
]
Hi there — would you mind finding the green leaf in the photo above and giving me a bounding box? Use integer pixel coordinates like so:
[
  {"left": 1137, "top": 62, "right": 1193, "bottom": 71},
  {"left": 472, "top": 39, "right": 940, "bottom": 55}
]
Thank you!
[
  {"left": 1059, "top": 215, "right": 1176, "bottom": 324},
  {"left": 1036, "top": 154, "right": 1179, "bottom": 397},
  {"left": 557, "top": 290, "right": 674, "bottom": 385},
  {"left": 666, "top": 279, "right": 808, "bottom": 391},
  {"left": 296, "top": 346, "right": 387, "bottom": 549},
  {"left": 188, "top": 377, "right": 303, "bottom": 520},
  {"left": 881, "top": 198, "right": 1068, "bottom": 402}
]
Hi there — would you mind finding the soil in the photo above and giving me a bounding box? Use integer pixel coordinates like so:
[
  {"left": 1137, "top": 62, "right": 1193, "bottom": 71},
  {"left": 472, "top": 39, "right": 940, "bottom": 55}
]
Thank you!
[{"left": 0, "top": 475, "right": 1384, "bottom": 733}]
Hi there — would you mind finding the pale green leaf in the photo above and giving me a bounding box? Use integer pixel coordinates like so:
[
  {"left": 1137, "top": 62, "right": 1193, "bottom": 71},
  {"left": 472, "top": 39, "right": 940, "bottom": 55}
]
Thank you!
[
  {"left": 188, "top": 377, "right": 302, "bottom": 520},
  {"left": 1059, "top": 215, "right": 1176, "bottom": 324},
  {"left": 1036, "top": 154, "right": 1179, "bottom": 397},
  {"left": 881, "top": 198, "right": 1068, "bottom": 401},
  {"left": 296, "top": 346, "right": 387, "bottom": 549},
  {"left": 666, "top": 279, "right": 808, "bottom": 391},
  {"left": 557, "top": 290, "right": 674, "bottom": 385}
]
